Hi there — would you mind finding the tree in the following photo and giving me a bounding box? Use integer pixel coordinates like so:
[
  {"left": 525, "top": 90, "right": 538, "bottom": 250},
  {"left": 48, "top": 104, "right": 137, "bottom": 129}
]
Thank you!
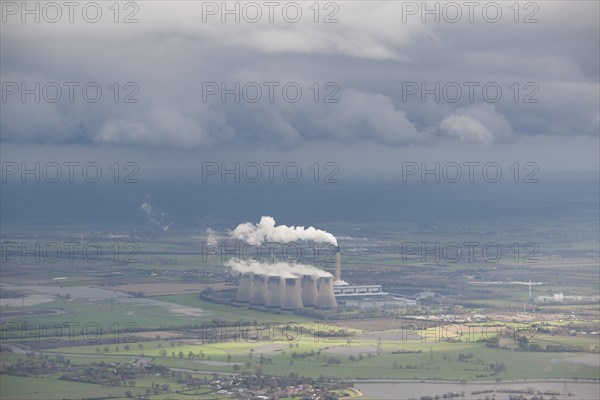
[{"left": 518, "top": 335, "right": 529, "bottom": 350}]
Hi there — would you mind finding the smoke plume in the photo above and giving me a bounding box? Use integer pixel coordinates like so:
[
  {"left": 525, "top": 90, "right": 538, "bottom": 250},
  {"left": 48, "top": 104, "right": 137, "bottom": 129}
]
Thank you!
[
  {"left": 232, "top": 216, "right": 337, "bottom": 246},
  {"left": 205, "top": 228, "right": 218, "bottom": 246},
  {"left": 140, "top": 197, "right": 173, "bottom": 232}
]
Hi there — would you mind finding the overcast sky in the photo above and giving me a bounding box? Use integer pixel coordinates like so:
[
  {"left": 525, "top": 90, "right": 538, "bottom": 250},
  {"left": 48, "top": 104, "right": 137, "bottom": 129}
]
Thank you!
[{"left": 1, "top": 1, "right": 598, "bottom": 180}]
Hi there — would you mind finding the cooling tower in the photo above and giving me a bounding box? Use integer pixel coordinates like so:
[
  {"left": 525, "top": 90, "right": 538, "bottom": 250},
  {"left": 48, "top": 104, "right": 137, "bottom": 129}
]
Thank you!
[
  {"left": 316, "top": 276, "right": 337, "bottom": 309},
  {"left": 301, "top": 274, "right": 319, "bottom": 307},
  {"left": 335, "top": 246, "right": 341, "bottom": 282},
  {"left": 235, "top": 272, "right": 254, "bottom": 303},
  {"left": 250, "top": 274, "right": 268, "bottom": 305},
  {"left": 266, "top": 275, "right": 284, "bottom": 308},
  {"left": 282, "top": 276, "right": 304, "bottom": 310}
]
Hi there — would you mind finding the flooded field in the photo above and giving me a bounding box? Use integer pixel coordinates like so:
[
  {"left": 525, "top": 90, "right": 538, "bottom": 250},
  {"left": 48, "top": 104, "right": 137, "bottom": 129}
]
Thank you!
[
  {"left": 357, "top": 380, "right": 600, "bottom": 400},
  {"left": 0, "top": 294, "right": 55, "bottom": 307},
  {"left": 1, "top": 284, "right": 129, "bottom": 300},
  {"left": 0, "top": 284, "right": 211, "bottom": 318}
]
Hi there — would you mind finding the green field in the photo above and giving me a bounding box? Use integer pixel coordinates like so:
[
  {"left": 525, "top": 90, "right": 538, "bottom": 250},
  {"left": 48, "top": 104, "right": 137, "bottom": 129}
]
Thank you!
[{"left": 1, "top": 218, "right": 598, "bottom": 399}]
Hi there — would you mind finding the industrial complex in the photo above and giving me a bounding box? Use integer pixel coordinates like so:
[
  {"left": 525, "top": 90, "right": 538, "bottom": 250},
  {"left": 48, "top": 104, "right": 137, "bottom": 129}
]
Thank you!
[{"left": 233, "top": 246, "right": 414, "bottom": 310}]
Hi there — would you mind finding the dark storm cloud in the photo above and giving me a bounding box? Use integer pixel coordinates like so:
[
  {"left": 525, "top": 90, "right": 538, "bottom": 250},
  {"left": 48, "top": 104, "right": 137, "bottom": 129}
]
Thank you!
[{"left": 1, "top": 1, "right": 598, "bottom": 151}]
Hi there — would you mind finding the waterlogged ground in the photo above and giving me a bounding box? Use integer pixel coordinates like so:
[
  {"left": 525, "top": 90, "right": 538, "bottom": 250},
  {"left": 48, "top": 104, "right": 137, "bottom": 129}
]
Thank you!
[
  {"left": 0, "top": 284, "right": 211, "bottom": 318},
  {"left": 357, "top": 380, "right": 600, "bottom": 400},
  {"left": 0, "top": 294, "right": 55, "bottom": 307}
]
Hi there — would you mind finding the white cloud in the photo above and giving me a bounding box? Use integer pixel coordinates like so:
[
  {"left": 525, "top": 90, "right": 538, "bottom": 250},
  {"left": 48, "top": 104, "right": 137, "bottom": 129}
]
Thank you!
[
  {"left": 95, "top": 107, "right": 233, "bottom": 147},
  {"left": 313, "top": 89, "right": 431, "bottom": 146},
  {"left": 439, "top": 104, "right": 515, "bottom": 144},
  {"left": 440, "top": 114, "right": 494, "bottom": 145},
  {"left": 1, "top": 0, "right": 598, "bottom": 157}
]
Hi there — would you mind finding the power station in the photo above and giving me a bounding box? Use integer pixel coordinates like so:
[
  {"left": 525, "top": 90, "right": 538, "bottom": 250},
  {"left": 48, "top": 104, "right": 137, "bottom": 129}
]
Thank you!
[
  {"left": 235, "top": 270, "right": 338, "bottom": 309},
  {"left": 233, "top": 245, "right": 412, "bottom": 310},
  {"left": 234, "top": 246, "right": 341, "bottom": 309}
]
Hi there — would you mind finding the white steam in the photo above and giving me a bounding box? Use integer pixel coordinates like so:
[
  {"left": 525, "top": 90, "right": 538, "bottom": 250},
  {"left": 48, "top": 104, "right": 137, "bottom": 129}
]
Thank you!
[
  {"left": 226, "top": 259, "right": 332, "bottom": 278},
  {"left": 232, "top": 216, "right": 337, "bottom": 246}
]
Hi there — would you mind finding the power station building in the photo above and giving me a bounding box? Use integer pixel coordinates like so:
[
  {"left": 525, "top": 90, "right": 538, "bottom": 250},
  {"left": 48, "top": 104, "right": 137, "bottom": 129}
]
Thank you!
[
  {"left": 234, "top": 246, "right": 344, "bottom": 310},
  {"left": 333, "top": 284, "right": 416, "bottom": 309},
  {"left": 234, "top": 272, "right": 338, "bottom": 309},
  {"left": 233, "top": 245, "right": 417, "bottom": 310}
]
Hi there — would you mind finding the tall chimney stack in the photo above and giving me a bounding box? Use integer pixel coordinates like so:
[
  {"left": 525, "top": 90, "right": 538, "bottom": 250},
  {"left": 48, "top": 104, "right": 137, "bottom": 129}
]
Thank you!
[
  {"left": 301, "top": 274, "right": 319, "bottom": 307},
  {"left": 266, "top": 275, "right": 284, "bottom": 308},
  {"left": 235, "top": 272, "right": 253, "bottom": 303},
  {"left": 250, "top": 274, "right": 268, "bottom": 305},
  {"left": 335, "top": 246, "right": 341, "bottom": 283},
  {"left": 316, "top": 276, "right": 337, "bottom": 309},
  {"left": 282, "top": 276, "right": 304, "bottom": 310}
]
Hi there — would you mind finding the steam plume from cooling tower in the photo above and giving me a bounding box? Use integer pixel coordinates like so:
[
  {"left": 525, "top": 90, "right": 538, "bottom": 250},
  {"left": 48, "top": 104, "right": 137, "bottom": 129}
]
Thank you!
[
  {"left": 232, "top": 216, "right": 337, "bottom": 246},
  {"left": 226, "top": 259, "right": 332, "bottom": 278}
]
